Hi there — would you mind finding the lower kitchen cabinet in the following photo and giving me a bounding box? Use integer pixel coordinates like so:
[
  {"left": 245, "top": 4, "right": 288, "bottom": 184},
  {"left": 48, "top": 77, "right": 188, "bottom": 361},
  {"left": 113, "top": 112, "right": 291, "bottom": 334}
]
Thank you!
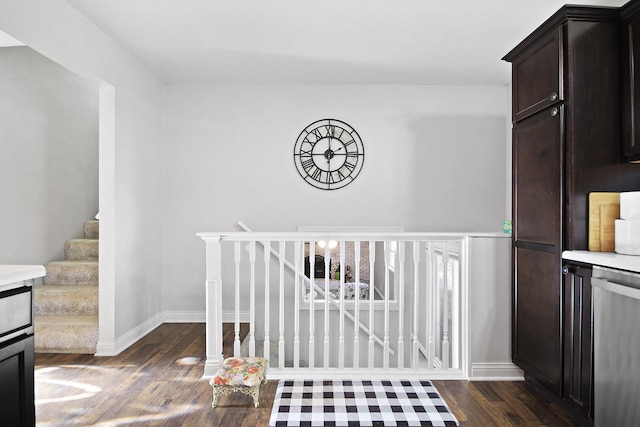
[
  {"left": 0, "top": 335, "right": 35, "bottom": 427},
  {"left": 514, "top": 246, "right": 562, "bottom": 394},
  {"left": 563, "top": 262, "right": 594, "bottom": 421},
  {"left": 0, "top": 280, "right": 37, "bottom": 427}
]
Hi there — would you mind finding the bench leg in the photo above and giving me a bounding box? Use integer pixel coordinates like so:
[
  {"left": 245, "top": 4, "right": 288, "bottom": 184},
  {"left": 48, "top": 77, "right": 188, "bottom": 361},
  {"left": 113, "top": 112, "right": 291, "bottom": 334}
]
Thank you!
[
  {"left": 250, "top": 384, "right": 260, "bottom": 408},
  {"left": 212, "top": 386, "right": 218, "bottom": 408}
]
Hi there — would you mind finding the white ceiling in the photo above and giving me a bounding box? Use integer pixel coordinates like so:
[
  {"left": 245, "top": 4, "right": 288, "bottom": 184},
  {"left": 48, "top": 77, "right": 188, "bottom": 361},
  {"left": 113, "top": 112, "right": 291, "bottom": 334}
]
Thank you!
[{"left": 64, "top": 0, "right": 627, "bottom": 85}]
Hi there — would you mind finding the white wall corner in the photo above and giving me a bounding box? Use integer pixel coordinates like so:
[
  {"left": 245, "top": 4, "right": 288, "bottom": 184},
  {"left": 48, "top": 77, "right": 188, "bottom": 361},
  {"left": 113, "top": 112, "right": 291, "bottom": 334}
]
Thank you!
[{"left": 470, "top": 362, "right": 524, "bottom": 381}]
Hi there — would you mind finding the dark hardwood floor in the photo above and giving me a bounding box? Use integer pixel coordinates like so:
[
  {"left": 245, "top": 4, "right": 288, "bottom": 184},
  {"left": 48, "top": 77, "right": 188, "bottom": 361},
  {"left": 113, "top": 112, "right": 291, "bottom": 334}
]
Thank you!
[{"left": 35, "top": 323, "right": 578, "bottom": 426}]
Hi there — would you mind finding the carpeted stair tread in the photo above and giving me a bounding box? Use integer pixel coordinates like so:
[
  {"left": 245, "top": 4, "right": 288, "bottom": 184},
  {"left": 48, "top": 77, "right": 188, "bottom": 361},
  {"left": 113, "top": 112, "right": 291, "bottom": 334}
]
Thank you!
[
  {"left": 84, "top": 219, "right": 99, "bottom": 239},
  {"left": 64, "top": 239, "right": 98, "bottom": 260},
  {"left": 35, "top": 314, "right": 98, "bottom": 325},
  {"left": 36, "top": 218, "right": 100, "bottom": 354},
  {"left": 34, "top": 285, "right": 98, "bottom": 316},
  {"left": 44, "top": 259, "right": 98, "bottom": 286},
  {"left": 34, "top": 314, "right": 98, "bottom": 354}
]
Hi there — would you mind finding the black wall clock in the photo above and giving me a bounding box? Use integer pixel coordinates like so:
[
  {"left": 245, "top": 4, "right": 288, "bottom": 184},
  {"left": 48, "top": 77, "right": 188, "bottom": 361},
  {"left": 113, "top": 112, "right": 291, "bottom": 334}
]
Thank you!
[{"left": 293, "top": 119, "right": 365, "bottom": 190}]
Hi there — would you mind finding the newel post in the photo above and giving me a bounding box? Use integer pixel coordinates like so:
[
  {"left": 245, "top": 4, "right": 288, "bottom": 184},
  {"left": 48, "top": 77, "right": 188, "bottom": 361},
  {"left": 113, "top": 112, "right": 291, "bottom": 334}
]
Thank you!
[{"left": 203, "top": 235, "right": 223, "bottom": 377}]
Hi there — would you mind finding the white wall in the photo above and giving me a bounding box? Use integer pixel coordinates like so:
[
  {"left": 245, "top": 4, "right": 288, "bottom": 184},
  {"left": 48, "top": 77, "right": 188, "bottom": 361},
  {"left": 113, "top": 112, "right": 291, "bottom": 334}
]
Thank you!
[
  {"left": 0, "top": 46, "right": 98, "bottom": 264},
  {"left": 468, "top": 236, "right": 522, "bottom": 380},
  {"left": 0, "top": 0, "right": 164, "bottom": 354},
  {"left": 163, "top": 84, "right": 508, "bottom": 315}
]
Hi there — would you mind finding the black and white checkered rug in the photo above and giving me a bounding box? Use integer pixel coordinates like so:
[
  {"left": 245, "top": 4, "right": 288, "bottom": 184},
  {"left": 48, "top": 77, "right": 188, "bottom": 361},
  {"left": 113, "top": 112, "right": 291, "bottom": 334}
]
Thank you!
[{"left": 269, "top": 379, "right": 459, "bottom": 427}]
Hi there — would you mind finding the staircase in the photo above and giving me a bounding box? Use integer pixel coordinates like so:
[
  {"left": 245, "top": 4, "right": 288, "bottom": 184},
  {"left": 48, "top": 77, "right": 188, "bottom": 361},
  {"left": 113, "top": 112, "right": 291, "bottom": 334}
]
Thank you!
[{"left": 34, "top": 219, "right": 99, "bottom": 354}]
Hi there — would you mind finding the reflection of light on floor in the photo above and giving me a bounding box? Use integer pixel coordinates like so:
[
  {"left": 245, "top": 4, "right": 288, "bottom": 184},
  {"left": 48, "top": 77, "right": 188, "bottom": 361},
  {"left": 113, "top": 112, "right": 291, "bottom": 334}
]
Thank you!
[
  {"left": 176, "top": 356, "right": 201, "bottom": 365},
  {"left": 35, "top": 404, "right": 207, "bottom": 427},
  {"left": 35, "top": 361, "right": 209, "bottom": 425},
  {"left": 35, "top": 379, "right": 102, "bottom": 405},
  {"left": 35, "top": 366, "right": 102, "bottom": 405},
  {"left": 89, "top": 404, "right": 206, "bottom": 427}
]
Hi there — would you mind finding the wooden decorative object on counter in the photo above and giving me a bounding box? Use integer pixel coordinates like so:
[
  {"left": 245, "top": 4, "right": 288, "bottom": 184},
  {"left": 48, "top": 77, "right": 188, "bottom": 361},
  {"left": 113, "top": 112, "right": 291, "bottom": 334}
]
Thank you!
[{"left": 589, "top": 192, "right": 620, "bottom": 252}]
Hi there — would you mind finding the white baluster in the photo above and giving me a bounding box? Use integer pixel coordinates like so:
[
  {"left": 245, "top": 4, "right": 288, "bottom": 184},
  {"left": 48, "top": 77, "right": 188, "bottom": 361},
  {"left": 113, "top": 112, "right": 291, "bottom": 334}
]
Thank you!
[
  {"left": 368, "top": 240, "right": 375, "bottom": 369},
  {"left": 427, "top": 242, "right": 435, "bottom": 370},
  {"left": 353, "top": 241, "right": 361, "bottom": 369},
  {"left": 442, "top": 242, "right": 450, "bottom": 369},
  {"left": 412, "top": 242, "right": 420, "bottom": 370},
  {"left": 397, "top": 241, "right": 405, "bottom": 369},
  {"left": 451, "top": 241, "right": 461, "bottom": 369},
  {"left": 248, "top": 241, "right": 256, "bottom": 357},
  {"left": 383, "top": 241, "right": 390, "bottom": 369},
  {"left": 324, "top": 245, "right": 330, "bottom": 369},
  {"left": 309, "top": 242, "right": 315, "bottom": 368},
  {"left": 263, "top": 241, "right": 271, "bottom": 362},
  {"left": 278, "top": 241, "right": 286, "bottom": 369},
  {"left": 234, "top": 242, "right": 241, "bottom": 356},
  {"left": 294, "top": 241, "right": 301, "bottom": 368},
  {"left": 339, "top": 240, "right": 345, "bottom": 369}
]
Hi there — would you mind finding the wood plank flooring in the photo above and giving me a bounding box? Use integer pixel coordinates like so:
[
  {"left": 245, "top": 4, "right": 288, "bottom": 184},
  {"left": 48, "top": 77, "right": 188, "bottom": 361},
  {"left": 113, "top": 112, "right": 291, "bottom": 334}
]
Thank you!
[{"left": 35, "top": 323, "right": 578, "bottom": 426}]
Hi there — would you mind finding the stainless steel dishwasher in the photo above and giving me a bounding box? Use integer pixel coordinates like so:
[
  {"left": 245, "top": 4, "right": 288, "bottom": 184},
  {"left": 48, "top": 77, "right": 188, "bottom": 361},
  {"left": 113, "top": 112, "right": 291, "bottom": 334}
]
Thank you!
[{"left": 592, "top": 265, "right": 640, "bottom": 426}]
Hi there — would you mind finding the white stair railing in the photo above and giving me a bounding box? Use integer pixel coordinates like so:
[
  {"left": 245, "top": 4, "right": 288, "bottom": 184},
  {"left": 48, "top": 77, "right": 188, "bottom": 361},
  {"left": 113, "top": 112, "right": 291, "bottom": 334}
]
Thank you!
[
  {"left": 198, "top": 230, "right": 468, "bottom": 379},
  {"left": 237, "top": 222, "right": 391, "bottom": 354}
]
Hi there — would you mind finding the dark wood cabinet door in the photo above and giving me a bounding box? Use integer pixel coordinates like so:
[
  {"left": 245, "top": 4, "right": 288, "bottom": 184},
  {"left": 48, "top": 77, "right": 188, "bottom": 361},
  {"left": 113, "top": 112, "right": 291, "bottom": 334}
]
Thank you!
[
  {"left": 513, "top": 106, "right": 563, "bottom": 246},
  {"left": 510, "top": 27, "right": 563, "bottom": 122},
  {"left": 622, "top": 3, "right": 640, "bottom": 162},
  {"left": 514, "top": 246, "right": 562, "bottom": 394},
  {"left": 563, "top": 263, "right": 593, "bottom": 421},
  {"left": 0, "top": 335, "right": 35, "bottom": 427}
]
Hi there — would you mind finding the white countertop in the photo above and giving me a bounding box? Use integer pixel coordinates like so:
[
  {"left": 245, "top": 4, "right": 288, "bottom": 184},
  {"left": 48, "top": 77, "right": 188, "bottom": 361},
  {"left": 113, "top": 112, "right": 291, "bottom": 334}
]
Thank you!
[
  {"left": 563, "top": 251, "right": 640, "bottom": 273},
  {"left": 0, "top": 265, "right": 46, "bottom": 287}
]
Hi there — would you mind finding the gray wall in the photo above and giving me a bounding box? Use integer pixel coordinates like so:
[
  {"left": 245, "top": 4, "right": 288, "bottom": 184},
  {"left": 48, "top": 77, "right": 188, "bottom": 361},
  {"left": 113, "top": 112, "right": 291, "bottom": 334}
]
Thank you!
[
  {"left": 162, "top": 84, "right": 509, "bottom": 315},
  {"left": 0, "top": 46, "right": 98, "bottom": 264}
]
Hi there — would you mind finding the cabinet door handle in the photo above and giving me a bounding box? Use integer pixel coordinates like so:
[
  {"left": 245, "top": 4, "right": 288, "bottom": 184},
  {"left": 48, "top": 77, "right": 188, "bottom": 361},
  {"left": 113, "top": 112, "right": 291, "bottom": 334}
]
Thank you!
[
  {"left": 550, "top": 92, "right": 558, "bottom": 101},
  {"left": 562, "top": 266, "right": 569, "bottom": 274},
  {"left": 550, "top": 107, "right": 559, "bottom": 117}
]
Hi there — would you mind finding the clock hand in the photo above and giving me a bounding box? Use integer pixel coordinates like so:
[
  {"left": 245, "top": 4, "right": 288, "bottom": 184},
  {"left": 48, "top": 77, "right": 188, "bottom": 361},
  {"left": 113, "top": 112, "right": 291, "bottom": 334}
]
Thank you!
[{"left": 327, "top": 141, "right": 332, "bottom": 187}]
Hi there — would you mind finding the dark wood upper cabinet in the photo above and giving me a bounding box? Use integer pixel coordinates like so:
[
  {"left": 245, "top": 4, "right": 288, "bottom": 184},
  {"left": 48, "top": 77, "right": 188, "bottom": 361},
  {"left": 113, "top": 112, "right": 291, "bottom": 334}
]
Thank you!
[
  {"left": 621, "top": 0, "right": 640, "bottom": 162},
  {"left": 509, "top": 28, "right": 563, "bottom": 122},
  {"left": 513, "top": 106, "right": 562, "bottom": 246}
]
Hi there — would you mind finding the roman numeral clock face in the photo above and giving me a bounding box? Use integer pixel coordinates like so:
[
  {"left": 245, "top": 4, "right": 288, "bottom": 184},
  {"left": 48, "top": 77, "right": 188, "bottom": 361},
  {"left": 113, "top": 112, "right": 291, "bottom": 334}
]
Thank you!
[{"left": 293, "top": 119, "right": 365, "bottom": 190}]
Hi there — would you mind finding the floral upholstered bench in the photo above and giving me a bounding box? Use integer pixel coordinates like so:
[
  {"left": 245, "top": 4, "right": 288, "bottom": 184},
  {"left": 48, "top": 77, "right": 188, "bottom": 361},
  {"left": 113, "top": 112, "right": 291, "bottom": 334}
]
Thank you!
[{"left": 210, "top": 357, "right": 267, "bottom": 408}]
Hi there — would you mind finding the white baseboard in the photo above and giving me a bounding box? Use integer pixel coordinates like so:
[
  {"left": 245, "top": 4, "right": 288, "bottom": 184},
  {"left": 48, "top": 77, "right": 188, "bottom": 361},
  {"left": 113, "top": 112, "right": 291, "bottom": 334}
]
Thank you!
[
  {"left": 95, "top": 310, "right": 251, "bottom": 356},
  {"left": 470, "top": 363, "right": 524, "bottom": 381},
  {"left": 163, "top": 311, "right": 206, "bottom": 323},
  {"left": 95, "top": 341, "right": 116, "bottom": 356},
  {"left": 95, "top": 313, "right": 163, "bottom": 356}
]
